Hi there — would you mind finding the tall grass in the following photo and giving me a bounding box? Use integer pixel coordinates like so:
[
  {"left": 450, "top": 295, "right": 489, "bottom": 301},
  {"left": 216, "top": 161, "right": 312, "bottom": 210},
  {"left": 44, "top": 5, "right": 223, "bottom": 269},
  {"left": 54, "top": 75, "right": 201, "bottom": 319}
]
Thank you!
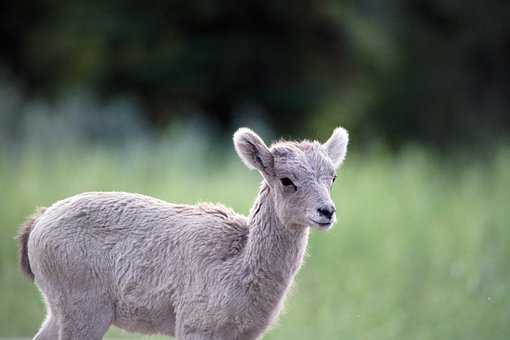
[{"left": 1, "top": 144, "right": 509, "bottom": 339}]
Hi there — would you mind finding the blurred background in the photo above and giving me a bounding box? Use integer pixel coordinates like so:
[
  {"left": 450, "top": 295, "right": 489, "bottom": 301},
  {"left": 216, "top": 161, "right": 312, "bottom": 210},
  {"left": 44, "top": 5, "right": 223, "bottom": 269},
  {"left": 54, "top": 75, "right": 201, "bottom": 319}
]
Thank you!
[{"left": 0, "top": 0, "right": 509, "bottom": 339}]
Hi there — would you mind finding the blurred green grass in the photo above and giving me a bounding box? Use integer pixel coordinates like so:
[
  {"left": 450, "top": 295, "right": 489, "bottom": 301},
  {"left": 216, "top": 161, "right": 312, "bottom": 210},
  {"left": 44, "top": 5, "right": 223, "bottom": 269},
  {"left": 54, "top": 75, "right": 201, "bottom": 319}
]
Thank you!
[{"left": 1, "top": 145, "right": 509, "bottom": 339}]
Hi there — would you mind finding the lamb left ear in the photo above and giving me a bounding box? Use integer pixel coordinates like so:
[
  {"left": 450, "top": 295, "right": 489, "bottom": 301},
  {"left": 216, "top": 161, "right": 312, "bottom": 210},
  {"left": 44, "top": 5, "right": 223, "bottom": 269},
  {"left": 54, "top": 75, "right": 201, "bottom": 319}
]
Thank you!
[{"left": 323, "top": 127, "right": 349, "bottom": 168}]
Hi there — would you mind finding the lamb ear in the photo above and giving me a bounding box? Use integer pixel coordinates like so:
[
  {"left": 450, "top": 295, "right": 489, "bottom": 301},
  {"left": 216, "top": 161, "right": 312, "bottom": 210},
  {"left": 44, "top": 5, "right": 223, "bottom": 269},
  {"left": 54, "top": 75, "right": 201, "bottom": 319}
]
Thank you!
[
  {"left": 323, "top": 127, "right": 349, "bottom": 168},
  {"left": 233, "top": 128, "right": 274, "bottom": 175}
]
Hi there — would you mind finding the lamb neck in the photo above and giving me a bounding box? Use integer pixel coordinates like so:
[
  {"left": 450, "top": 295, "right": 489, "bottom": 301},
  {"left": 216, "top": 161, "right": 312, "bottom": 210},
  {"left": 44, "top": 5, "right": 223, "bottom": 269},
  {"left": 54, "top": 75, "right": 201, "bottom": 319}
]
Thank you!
[{"left": 240, "top": 182, "right": 309, "bottom": 297}]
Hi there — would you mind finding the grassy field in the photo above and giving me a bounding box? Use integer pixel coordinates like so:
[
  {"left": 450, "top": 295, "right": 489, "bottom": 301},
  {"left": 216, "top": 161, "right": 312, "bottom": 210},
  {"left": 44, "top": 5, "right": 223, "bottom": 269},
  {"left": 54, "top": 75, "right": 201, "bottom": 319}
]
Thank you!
[{"left": 1, "top": 143, "right": 509, "bottom": 339}]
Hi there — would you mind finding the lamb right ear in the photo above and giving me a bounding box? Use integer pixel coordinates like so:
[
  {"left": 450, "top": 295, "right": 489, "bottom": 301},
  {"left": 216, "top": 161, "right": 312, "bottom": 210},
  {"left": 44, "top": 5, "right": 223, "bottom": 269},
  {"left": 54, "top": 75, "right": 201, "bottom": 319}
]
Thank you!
[
  {"left": 323, "top": 127, "right": 349, "bottom": 168},
  {"left": 233, "top": 128, "right": 274, "bottom": 175}
]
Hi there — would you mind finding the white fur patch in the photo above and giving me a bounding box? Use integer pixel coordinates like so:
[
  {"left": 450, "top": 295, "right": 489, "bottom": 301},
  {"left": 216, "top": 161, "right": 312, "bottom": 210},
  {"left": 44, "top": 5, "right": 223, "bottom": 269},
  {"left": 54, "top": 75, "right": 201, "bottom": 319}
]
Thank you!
[{"left": 323, "top": 127, "right": 349, "bottom": 168}]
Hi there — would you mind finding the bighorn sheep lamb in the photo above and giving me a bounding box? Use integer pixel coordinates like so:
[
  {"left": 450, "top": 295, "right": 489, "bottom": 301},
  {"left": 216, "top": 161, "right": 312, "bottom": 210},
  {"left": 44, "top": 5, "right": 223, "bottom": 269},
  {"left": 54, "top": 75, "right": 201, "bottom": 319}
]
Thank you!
[{"left": 17, "top": 127, "right": 349, "bottom": 340}]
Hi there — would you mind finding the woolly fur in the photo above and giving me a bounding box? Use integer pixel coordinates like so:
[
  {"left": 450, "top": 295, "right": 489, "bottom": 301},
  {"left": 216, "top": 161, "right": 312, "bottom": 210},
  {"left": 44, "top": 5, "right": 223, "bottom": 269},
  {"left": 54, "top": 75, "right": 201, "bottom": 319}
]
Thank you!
[{"left": 19, "top": 127, "right": 348, "bottom": 340}]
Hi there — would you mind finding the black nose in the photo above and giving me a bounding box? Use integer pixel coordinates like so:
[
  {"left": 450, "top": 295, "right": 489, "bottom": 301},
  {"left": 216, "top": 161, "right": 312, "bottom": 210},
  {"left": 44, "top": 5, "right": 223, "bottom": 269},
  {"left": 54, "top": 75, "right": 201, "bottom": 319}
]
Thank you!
[{"left": 317, "top": 206, "right": 335, "bottom": 220}]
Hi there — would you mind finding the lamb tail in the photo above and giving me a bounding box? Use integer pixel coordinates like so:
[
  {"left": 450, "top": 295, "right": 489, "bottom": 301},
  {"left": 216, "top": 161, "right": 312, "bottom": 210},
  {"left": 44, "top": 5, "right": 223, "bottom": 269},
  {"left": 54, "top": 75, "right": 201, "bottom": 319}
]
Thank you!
[{"left": 16, "top": 207, "right": 46, "bottom": 281}]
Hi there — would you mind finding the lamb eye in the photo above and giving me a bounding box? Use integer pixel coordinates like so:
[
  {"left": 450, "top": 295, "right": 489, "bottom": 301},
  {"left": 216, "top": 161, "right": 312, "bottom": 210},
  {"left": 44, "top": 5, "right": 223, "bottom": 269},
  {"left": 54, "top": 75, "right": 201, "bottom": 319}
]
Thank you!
[
  {"left": 332, "top": 175, "right": 337, "bottom": 183},
  {"left": 280, "top": 177, "right": 297, "bottom": 191}
]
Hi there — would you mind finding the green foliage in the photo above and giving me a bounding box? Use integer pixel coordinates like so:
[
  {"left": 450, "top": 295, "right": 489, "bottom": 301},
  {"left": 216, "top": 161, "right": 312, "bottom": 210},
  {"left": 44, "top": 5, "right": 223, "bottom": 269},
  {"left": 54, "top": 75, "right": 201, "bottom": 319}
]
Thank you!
[
  {"left": 2, "top": 0, "right": 509, "bottom": 145},
  {"left": 0, "top": 0, "right": 345, "bottom": 134},
  {"left": 0, "top": 144, "right": 509, "bottom": 339}
]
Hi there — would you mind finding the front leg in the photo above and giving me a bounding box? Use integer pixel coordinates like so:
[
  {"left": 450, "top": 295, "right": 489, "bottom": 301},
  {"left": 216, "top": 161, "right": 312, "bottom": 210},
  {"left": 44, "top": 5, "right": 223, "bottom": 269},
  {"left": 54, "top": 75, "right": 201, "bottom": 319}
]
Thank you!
[
  {"left": 176, "top": 295, "right": 245, "bottom": 340},
  {"left": 176, "top": 313, "right": 239, "bottom": 340},
  {"left": 175, "top": 311, "right": 214, "bottom": 340}
]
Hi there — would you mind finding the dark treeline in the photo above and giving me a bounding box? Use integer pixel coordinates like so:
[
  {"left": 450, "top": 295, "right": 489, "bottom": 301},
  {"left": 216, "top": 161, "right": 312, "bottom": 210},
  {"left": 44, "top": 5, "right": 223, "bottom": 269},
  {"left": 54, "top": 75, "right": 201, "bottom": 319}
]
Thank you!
[{"left": 1, "top": 0, "right": 509, "bottom": 147}]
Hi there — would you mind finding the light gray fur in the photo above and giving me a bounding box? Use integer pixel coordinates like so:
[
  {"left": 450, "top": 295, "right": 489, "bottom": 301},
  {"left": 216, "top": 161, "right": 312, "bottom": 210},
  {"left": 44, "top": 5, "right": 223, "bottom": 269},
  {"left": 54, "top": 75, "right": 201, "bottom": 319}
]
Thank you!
[{"left": 20, "top": 127, "right": 349, "bottom": 340}]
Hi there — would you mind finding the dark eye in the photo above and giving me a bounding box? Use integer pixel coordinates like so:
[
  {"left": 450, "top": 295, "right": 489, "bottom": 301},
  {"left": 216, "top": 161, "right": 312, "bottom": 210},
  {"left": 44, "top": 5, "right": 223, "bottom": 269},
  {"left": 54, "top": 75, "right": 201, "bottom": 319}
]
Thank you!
[
  {"left": 332, "top": 175, "right": 337, "bottom": 183},
  {"left": 280, "top": 177, "right": 297, "bottom": 191}
]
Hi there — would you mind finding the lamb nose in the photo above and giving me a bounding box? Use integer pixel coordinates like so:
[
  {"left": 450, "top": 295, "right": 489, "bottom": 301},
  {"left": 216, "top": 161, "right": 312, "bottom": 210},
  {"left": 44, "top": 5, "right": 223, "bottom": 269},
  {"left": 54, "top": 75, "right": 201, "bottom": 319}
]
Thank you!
[{"left": 317, "top": 206, "right": 335, "bottom": 220}]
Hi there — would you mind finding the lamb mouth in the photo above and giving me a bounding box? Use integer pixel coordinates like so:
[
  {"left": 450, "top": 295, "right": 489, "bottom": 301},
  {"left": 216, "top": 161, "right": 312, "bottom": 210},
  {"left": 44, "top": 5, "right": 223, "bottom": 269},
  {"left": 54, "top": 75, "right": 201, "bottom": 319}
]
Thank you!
[{"left": 310, "top": 220, "right": 332, "bottom": 228}]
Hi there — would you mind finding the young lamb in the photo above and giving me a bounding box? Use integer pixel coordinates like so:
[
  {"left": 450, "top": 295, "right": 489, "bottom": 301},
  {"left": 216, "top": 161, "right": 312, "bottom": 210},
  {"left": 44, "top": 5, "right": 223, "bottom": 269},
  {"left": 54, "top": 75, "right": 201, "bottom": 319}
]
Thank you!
[{"left": 17, "top": 127, "right": 349, "bottom": 340}]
